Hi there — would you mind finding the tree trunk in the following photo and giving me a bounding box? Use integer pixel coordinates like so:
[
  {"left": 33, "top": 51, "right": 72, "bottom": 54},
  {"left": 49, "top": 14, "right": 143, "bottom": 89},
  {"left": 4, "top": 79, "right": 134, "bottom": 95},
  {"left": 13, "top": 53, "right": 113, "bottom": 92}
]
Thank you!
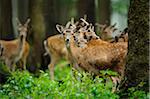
[
  {"left": 124, "top": 0, "right": 149, "bottom": 91},
  {"left": 77, "top": 0, "right": 95, "bottom": 24},
  {"left": 43, "top": 0, "right": 60, "bottom": 37},
  {"left": 29, "top": 0, "right": 45, "bottom": 72},
  {"left": 18, "top": 0, "right": 29, "bottom": 21},
  {"left": 0, "top": 0, "right": 14, "bottom": 39},
  {"left": 98, "top": 0, "right": 111, "bottom": 25}
]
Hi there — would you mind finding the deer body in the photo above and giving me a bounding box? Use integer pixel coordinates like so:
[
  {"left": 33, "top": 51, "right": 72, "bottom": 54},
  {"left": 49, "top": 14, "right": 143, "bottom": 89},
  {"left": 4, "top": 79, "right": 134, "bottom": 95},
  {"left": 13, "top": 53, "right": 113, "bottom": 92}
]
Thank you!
[
  {"left": 67, "top": 37, "right": 127, "bottom": 76},
  {"left": 0, "top": 18, "right": 30, "bottom": 71},
  {"left": 0, "top": 36, "right": 26, "bottom": 71},
  {"left": 18, "top": 41, "right": 30, "bottom": 70},
  {"left": 44, "top": 34, "right": 70, "bottom": 80},
  {"left": 65, "top": 33, "right": 127, "bottom": 92},
  {"left": 57, "top": 19, "right": 127, "bottom": 77},
  {"left": 57, "top": 18, "right": 128, "bottom": 92}
]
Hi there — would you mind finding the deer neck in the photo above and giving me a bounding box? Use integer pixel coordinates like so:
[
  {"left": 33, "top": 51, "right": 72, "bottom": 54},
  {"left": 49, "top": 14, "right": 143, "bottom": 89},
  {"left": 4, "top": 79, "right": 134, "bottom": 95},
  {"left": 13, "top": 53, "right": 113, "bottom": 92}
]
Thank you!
[
  {"left": 66, "top": 37, "right": 80, "bottom": 65},
  {"left": 16, "top": 34, "right": 26, "bottom": 60}
]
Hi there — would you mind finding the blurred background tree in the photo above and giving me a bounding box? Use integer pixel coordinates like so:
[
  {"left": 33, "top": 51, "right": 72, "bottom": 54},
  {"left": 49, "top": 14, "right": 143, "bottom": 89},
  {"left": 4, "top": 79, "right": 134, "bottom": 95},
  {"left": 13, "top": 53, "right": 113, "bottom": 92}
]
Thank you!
[
  {"left": 0, "top": 0, "right": 129, "bottom": 72},
  {"left": 0, "top": 0, "right": 14, "bottom": 40}
]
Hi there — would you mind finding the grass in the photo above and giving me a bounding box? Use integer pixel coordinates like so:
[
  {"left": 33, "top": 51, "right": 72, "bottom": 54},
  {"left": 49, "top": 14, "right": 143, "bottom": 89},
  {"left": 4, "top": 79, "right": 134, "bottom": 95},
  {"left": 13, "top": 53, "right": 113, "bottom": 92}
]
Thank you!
[{"left": 0, "top": 61, "right": 149, "bottom": 99}]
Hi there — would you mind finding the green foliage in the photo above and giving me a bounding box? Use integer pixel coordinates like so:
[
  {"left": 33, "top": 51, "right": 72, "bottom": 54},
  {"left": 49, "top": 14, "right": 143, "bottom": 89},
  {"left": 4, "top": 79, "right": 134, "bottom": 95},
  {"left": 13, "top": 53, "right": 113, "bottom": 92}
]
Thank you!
[
  {"left": 127, "top": 82, "right": 149, "bottom": 99},
  {"left": 0, "top": 61, "right": 148, "bottom": 99},
  {"left": 0, "top": 62, "right": 10, "bottom": 74},
  {"left": 100, "top": 69, "right": 118, "bottom": 76},
  {"left": 112, "top": 0, "right": 129, "bottom": 15}
]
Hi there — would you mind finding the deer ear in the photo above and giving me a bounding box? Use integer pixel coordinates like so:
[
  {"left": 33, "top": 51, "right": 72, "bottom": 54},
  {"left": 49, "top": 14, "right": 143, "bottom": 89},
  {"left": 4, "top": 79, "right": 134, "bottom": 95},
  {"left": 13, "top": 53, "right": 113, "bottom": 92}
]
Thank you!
[
  {"left": 91, "top": 26, "right": 94, "bottom": 31},
  {"left": 65, "top": 21, "right": 71, "bottom": 28},
  {"left": 111, "top": 23, "right": 117, "bottom": 29},
  {"left": 56, "top": 24, "right": 64, "bottom": 33},
  {"left": 83, "top": 14, "right": 87, "bottom": 20},
  {"left": 16, "top": 18, "right": 22, "bottom": 26},
  {"left": 113, "top": 28, "right": 118, "bottom": 32},
  {"left": 71, "top": 17, "right": 74, "bottom": 25},
  {"left": 25, "top": 18, "right": 31, "bottom": 26}
]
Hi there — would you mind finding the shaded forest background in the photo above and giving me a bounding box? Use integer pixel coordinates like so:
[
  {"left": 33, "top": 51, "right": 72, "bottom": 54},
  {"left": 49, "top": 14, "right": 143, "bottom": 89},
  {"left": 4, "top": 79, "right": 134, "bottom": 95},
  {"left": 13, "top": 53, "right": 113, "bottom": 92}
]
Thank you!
[{"left": 0, "top": 0, "right": 129, "bottom": 72}]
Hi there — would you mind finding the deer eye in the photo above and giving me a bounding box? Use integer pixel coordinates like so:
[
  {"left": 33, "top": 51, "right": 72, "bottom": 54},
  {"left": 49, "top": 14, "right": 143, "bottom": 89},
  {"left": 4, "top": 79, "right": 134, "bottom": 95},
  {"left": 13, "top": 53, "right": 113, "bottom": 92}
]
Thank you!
[
  {"left": 84, "top": 35, "right": 87, "bottom": 39},
  {"left": 104, "top": 31, "right": 107, "bottom": 34},
  {"left": 89, "top": 36, "right": 92, "bottom": 40}
]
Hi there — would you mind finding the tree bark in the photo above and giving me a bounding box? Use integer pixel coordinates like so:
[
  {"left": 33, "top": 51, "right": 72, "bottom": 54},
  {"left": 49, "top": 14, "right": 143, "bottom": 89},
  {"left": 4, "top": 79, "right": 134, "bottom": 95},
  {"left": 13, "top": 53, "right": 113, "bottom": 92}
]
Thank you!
[
  {"left": 0, "top": 0, "right": 14, "bottom": 39},
  {"left": 124, "top": 0, "right": 149, "bottom": 91},
  {"left": 18, "top": 0, "right": 29, "bottom": 21},
  {"left": 43, "top": 0, "right": 58, "bottom": 37},
  {"left": 98, "top": 0, "right": 111, "bottom": 25},
  {"left": 77, "top": 0, "right": 95, "bottom": 24},
  {"left": 29, "top": 0, "right": 45, "bottom": 72}
]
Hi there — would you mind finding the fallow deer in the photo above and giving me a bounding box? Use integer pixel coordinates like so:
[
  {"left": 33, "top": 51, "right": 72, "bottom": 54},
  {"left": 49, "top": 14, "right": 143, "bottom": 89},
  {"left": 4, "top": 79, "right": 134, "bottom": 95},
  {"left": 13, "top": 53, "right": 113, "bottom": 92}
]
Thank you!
[
  {"left": 43, "top": 34, "right": 70, "bottom": 80},
  {"left": 43, "top": 17, "right": 89, "bottom": 80},
  {"left": 95, "top": 23, "right": 118, "bottom": 41},
  {"left": 18, "top": 41, "right": 30, "bottom": 70},
  {"left": 56, "top": 20, "right": 128, "bottom": 92},
  {"left": 0, "top": 18, "right": 30, "bottom": 71},
  {"left": 110, "top": 28, "right": 128, "bottom": 43}
]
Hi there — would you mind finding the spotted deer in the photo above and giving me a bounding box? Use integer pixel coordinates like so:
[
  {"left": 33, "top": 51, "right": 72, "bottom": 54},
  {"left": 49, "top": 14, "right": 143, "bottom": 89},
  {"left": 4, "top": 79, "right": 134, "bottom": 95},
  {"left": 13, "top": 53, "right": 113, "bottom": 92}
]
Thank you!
[
  {"left": 95, "top": 23, "right": 118, "bottom": 41},
  {"left": 0, "top": 18, "right": 30, "bottom": 71},
  {"left": 43, "top": 34, "right": 71, "bottom": 80},
  {"left": 43, "top": 17, "right": 90, "bottom": 80},
  {"left": 109, "top": 28, "right": 128, "bottom": 43},
  {"left": 56, "top": 20, "right": 128, "bottom": 92}
]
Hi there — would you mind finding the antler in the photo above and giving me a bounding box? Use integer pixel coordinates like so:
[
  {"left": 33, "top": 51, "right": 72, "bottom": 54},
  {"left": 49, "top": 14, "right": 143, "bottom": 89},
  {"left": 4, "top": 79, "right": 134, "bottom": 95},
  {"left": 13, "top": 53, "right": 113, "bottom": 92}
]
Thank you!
[
  {"left": 95, "top": 23, "right": 107, "bottom": 32},
  {"left": 96, "top": 23, "right": 118, "bottom": 34},
  {"left": 80, "top": 18, "right": 89, "bottom": 25},
  {"left": 109, "top": 23, "right": 118, "bottom": 32},
  {"left": 16, "top": 18, "right": 22, "bottom": 26},
  {"left": 65, "top": 21, "right": 71, "bottom": 28},
  {"left": 25, "top": 18, "right": 31, "bottom": 27}
]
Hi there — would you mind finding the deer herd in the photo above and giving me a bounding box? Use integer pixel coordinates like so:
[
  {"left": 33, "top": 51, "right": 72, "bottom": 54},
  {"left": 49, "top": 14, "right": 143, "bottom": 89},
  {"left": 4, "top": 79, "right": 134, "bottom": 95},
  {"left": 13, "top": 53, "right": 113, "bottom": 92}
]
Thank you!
[{"left": 0, "top": 17, "right": 128, "bottom": 92}]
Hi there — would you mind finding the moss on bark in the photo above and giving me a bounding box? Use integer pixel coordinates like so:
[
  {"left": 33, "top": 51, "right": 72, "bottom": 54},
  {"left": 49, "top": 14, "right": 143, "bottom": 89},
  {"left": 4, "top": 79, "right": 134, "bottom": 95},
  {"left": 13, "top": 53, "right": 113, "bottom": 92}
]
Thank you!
[{"left": 124, "top": 0, "right": 149, "bottom": 91}]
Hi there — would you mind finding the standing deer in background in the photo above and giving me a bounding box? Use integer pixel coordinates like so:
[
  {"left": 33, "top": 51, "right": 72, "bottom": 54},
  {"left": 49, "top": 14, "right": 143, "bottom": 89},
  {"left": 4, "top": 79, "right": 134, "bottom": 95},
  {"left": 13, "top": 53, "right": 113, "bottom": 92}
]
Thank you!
[
  {"left": 110, "top": 28, "right": 128, "bottom": 43},
  {"left": 18, "top": 41, "right": 30, "bottom": 70},
  {"left": 16, "top": 19, "right": 30, "bottom": 70},
  {"left": 96, "top": 23, "right": 118, "bottom": 41},
  {"left": 0, "top": 18, "right": 30, "bottom": 71},
  {"left": 115, "top": 28, "right": 128, "bottom": 42}
]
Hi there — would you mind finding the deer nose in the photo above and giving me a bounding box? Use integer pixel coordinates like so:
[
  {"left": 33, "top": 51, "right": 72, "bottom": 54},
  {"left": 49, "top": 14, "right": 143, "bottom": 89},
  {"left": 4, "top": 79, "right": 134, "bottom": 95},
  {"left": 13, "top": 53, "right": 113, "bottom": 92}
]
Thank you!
[{"left": 66, "top": 39, "right": 69, "bottom": 42}]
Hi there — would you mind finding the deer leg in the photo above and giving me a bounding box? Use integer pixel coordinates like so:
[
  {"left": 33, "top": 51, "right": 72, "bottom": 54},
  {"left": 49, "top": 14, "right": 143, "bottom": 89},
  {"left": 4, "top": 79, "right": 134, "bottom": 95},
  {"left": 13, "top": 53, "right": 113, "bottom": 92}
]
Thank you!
[
  {"left": 48, "top": 59, "right": 56, "bottom": 80},
  {"left": 22, "top": 58, "right": 27, "bottom": 70},
  {"left": 5, "top": 59, "right": 12, "bottom": 72},
  {"left": 111, "top": 76, "right": 121, "bottom": 93},
  {"left": 11, "top": 61, "right": 16, "bottom": 72}
]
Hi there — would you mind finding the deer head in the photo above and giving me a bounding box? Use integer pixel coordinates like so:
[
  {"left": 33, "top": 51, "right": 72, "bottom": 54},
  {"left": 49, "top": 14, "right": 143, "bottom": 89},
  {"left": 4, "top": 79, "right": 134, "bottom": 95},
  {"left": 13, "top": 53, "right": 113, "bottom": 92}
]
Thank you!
[
  {"left": 16, "top": 18, "right": 30, "bottom": 38},
  {"left": 56, "top": 21, "right": 76, "bottom": 47},
  {"left": 96, "top": 23, "right": 118, "bottom": 40}
]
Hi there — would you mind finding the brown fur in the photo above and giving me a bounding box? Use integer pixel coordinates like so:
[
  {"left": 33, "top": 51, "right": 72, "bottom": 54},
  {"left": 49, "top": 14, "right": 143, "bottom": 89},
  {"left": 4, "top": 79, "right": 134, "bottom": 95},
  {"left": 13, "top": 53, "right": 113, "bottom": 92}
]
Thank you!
[
  {"left": 96, "top": 23, "right": 118, "bottom": 41},
  {"left": 44, "top": 34, "right": 70, "bottom": 80},
  {"left": 18, "top": 41, "right": 30, "bottom": 70},
  {"left": 0, "top": 18, "right": 30, "bottom": 71},
  {"left": 69, "top": 38, "right": 127, "bottom": 76}
]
